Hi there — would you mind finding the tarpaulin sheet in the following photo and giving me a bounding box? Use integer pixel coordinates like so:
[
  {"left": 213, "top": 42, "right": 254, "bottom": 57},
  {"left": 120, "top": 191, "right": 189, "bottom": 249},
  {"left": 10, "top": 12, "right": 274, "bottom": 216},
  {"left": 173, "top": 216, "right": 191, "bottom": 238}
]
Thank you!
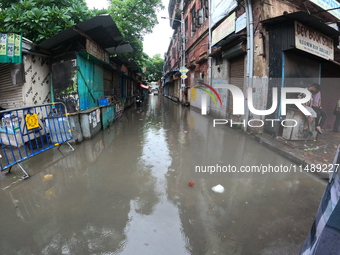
[
  {"left": 300, "top": 145, "right": 340, "bottom": 254},
  {"left": 211, "top": 0, "right": 237, "bottom": 28}
]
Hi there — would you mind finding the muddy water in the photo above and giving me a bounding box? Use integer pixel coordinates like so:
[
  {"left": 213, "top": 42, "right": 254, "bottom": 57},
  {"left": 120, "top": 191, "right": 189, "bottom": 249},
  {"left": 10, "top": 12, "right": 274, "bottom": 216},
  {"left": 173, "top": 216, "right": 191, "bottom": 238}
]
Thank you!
[{"left": 0, "top": 96, "right": 326, "bottom": 255}]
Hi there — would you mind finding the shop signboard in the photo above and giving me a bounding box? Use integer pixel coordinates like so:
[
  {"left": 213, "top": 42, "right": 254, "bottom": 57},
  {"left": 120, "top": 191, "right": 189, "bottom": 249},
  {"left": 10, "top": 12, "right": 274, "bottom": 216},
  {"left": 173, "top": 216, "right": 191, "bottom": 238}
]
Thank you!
[
  {"left": 0, "top": 32, "right": 22, "bottom": 63},
  {"left": 86, "top": 39, "right": 108, "bottom": 63},
  {"left": 212, "top": 12, "right": 236, "bottom": 46},
  {"left": 295, "top": 21, "right": 334, "bottom": 60},
  {"left": 235, "top": 13, "right": 247, "bottom": 33}
]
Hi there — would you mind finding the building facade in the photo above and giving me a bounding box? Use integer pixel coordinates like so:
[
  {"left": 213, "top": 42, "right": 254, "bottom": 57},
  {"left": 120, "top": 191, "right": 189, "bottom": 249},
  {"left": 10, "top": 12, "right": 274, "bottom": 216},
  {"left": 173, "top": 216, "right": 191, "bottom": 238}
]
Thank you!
[{"left": 164, "top": 0, "right": 340, "bottom": 137}]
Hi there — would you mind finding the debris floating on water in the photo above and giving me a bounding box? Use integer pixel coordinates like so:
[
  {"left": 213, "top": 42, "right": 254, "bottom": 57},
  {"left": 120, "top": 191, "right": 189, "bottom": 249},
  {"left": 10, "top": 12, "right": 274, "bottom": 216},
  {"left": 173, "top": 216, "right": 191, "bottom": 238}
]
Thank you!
[
  {"left": 44, "top": 174, "right": 53, "bottom": 181},
  {"left": 212, "top": 184, "right": 224, "bottom": 193}
]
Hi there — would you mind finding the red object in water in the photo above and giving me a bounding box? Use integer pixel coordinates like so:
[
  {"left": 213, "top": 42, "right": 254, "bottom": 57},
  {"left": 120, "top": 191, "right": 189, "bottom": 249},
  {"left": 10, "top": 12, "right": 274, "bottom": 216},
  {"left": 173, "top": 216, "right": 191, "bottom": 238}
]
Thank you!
[{"left": 188, "top": 182, "right": 194, "bottom": 186}]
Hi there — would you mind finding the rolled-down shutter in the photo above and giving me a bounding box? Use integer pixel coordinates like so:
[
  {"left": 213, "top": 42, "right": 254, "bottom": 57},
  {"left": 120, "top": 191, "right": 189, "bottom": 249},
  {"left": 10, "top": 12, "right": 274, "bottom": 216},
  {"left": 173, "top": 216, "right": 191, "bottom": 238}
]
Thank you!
[
  {"left": 0, "top": 64, "right": 23, "bottom": 109},
  {"left": 229, "top": 56, "right": 245, "bottom": 117}
]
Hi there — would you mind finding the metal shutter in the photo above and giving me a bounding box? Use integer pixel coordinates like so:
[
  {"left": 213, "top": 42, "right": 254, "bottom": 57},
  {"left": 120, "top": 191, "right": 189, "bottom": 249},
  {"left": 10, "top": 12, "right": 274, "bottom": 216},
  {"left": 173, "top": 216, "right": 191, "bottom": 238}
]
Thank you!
[
  {"left": 229, "top": 56, "right": 245, "bottom": 117},
  {"left": 0, "top": 64, "right": 23, "bottom": 109}
]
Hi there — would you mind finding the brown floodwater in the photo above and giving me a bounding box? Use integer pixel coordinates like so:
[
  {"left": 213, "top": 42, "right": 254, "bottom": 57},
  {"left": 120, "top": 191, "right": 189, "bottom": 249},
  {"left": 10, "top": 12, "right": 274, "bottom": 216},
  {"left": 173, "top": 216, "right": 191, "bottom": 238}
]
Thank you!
[{"left": 0, "top": 95, "right": 326, "bottom": 255}]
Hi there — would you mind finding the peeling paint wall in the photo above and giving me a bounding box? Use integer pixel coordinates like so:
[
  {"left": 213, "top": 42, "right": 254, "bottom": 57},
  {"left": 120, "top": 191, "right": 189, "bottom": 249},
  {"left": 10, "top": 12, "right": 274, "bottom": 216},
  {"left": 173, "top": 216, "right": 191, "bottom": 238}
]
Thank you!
[
  {"left": 189, "top": 71, "right": 202, "bottom": 110},
  {"left": 247, "top": 77, "right": 269, "bottom": 132},
  {"left": 174, "top": 78, "right": 181, "bottom": 99},
  {"left": 210, "top": 57, "right": 229, "bottom": 118},
  {"left": 253, "top": 0, "right": 302, "bottom": 80},
  {"left": 261, "top": 0, "right": 299, "bottom": 20},
  {"left": 23, "top": 54, "right": 51, "bottom": 106},
  {"left": 253, "top": 0, "right": 267, "bottom": 78}
]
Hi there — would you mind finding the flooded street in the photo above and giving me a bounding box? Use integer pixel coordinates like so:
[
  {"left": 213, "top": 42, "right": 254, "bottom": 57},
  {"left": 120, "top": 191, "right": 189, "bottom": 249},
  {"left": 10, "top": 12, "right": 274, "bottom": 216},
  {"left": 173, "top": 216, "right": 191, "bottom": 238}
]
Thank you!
[{"left": 0, "top": 95, "right": 326, "bottom": 255}]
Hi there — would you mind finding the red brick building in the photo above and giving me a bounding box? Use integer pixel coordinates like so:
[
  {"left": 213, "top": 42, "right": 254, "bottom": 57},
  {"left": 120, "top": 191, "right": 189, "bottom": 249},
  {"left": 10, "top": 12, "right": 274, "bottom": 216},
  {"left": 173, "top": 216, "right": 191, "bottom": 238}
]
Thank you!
[{"left": 163, "top": 0, "right": 340, "bottom": 137}]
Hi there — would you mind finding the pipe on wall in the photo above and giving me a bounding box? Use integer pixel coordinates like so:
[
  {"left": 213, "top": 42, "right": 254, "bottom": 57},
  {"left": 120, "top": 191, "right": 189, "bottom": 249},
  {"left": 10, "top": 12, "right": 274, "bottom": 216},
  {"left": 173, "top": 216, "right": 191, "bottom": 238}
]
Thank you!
[{"left": 244, "top": 0, "right": 254, "bottom": 132}]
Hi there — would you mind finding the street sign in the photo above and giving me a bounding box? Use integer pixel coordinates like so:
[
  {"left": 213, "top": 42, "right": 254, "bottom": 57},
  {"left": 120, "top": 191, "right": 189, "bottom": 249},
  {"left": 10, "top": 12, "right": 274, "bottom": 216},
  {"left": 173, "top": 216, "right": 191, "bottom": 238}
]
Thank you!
[
  {"left": 180, "top": 66, "right": 189, "bottom": 73},
  {"left": 181, "top": 74, "right": 187, "bottom": 79}
]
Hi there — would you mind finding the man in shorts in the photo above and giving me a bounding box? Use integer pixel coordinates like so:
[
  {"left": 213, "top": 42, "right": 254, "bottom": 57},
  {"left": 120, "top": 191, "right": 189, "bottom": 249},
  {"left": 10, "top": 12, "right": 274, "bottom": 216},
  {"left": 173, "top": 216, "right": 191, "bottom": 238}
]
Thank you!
[{"left": 298, "top": 92, "right": 317, "bottom": 135}]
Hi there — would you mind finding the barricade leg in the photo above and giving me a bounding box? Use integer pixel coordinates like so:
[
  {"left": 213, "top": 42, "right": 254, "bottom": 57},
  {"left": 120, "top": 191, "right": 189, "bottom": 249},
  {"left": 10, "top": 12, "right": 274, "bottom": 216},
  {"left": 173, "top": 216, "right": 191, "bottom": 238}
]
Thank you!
[
  {"left": 17, "top": 163, "right": 29, "bottom": 179},
  {"left": 66, "top": 142, "right": 75, "bottom": 151}
]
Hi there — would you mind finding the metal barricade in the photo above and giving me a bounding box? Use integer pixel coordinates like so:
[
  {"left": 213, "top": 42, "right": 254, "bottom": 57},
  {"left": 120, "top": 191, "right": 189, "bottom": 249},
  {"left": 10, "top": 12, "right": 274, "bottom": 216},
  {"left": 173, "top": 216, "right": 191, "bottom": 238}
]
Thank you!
[{"left": 0, "top": 103, "right": 74, "bottom": 179}]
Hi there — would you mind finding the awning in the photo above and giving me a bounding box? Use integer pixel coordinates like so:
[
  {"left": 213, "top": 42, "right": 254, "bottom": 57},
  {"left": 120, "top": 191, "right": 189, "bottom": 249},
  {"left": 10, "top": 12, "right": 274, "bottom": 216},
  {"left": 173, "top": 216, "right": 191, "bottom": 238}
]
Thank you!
[
  {"left": 164, "top": 70, "right": 179, "bottom": 76},
  {"left": 261, "top": 11, "right": 340, "bottom": 38},
  {"left": 222, "top": 42, "right": 246, "bottom": 59},
  {"left": 106, "top": 43, "right": 133, "bottom": 55},
  {"left": 196, "top": 52, "right": 208, "bottom": 64},
  {"left": 163, "top": 70, "right": 179, "bottom": 83},
  {"left": 37, "top": 15, "right": 133, "bottom": 54}
]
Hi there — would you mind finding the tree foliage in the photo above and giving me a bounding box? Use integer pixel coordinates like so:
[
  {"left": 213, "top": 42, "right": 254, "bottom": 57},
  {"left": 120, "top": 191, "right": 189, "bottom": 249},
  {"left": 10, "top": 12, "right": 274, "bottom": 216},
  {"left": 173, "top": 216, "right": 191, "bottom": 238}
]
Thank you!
[
  {"left": 0, "top": 0, "right": 165, "bottom": 81},
  {"left": 108, "top": 0, "right": 163, "bottom": 41},
  {"left": 107, "top": 0, "right": 164, "bottom": 69},
  {"left": 0, "top": 0, "right": 93, "bottom": 43},
  {"left": 143, "top": 54, "right": 163, "bottom": 82}
]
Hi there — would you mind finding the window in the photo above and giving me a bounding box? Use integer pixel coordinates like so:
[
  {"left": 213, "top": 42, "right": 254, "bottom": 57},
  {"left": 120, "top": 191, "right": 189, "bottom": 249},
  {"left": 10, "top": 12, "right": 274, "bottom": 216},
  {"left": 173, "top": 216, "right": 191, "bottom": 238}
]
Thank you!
[
  {"left": 204, "top": 0, "right": 209, "bottom": 19},
  {"left": 185, "top": 18, "right": 188, "bottom": 43},
  {"left": 198, "top": 0, "right": 209, "bottom": 23},
  {"left": 191, "top": 6, "right": 196, "bottom": 36}
]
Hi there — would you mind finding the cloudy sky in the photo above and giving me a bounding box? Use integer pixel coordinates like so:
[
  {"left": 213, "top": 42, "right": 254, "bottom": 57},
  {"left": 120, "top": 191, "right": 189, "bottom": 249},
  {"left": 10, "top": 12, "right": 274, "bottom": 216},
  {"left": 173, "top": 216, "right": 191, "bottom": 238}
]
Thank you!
[{"left": 85, "top": 0, "right": 173, "bottom": 58}]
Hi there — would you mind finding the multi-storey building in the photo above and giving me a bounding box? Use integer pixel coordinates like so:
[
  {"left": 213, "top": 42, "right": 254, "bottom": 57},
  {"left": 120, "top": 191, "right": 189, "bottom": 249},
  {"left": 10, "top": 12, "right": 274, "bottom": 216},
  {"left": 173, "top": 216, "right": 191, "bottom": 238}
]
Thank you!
[{"left": 164, "top": 0, "right": 340, "bottom": 138}]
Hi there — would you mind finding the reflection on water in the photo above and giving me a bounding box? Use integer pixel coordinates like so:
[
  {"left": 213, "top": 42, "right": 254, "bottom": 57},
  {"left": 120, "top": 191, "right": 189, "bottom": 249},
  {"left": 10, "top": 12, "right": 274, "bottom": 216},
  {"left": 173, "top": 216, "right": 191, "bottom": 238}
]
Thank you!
[
  {"left": 120, "top": 113, "right": 189, "bottom": 255},
  {"left": 0, "top": 95, "right": 326, "bottom": 255}
]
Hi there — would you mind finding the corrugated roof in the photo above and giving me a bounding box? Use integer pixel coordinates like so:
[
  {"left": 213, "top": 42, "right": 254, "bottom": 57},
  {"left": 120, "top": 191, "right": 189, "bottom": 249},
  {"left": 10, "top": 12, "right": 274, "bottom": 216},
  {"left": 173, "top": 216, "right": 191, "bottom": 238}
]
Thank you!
[
  {"left": 37, "top": 15, "right": 127, "bottom": 51},
  {"left": 261, "top": 11, "right": 340, "bottom": 38},
  {"left": 106, "top": 43, "right": 133, "bottom": 55}
]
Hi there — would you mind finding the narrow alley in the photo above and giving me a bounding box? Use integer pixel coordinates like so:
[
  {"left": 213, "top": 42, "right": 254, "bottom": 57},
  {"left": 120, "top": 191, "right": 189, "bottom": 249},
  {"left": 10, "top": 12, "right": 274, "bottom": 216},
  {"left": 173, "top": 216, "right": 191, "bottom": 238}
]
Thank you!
[{"left": 0, "top": 96, "right": 326, "bottom": 255}]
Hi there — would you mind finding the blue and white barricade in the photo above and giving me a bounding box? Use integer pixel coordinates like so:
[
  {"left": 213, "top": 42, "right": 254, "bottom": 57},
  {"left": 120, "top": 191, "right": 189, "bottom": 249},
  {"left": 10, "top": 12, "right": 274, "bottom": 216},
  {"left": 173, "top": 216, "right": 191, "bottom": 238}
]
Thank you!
[{"left": 0, "top": 103, "right": 74, "bottom": 179}]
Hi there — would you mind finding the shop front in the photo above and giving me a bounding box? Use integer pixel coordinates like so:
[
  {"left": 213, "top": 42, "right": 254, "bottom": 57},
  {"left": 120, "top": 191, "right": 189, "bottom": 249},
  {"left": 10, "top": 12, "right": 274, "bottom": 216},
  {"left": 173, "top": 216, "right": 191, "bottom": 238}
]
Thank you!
[
  {"left": 37, "top": 15, "right": 132, "bottom": 140},
  {"left": 262, "top": 11, "right": 340, "bottom": 138},
  {"left": 163, "top": 70, "right": 178, "bottom": 101},
  {"left": 209, "top": 11, "right": 247, "bottom": 119}
]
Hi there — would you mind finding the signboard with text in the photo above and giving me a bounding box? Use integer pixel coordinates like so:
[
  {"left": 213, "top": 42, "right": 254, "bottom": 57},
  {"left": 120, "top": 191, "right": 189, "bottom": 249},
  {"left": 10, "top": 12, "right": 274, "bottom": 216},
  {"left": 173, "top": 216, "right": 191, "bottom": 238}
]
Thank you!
[
  {"left": 212, "top": 12, "right": 236, "bottom": 46},
  {"left": 295, "top": 21, "right": 334, "bottom": 60},
  {"left": 0, "top": 32, "right": 22, "bottom": 63},
  {"left": 86, "top": 39, "right": 108, "bottom": 63},
  {"left": 180, "top": 66, "right": 188, "bottom": 80},
  {"left": 180, "top": 66, "right": 189, "bottom": 73},
  {"left": 235, "top": 13, "right": 247, "bottom": 33}
]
